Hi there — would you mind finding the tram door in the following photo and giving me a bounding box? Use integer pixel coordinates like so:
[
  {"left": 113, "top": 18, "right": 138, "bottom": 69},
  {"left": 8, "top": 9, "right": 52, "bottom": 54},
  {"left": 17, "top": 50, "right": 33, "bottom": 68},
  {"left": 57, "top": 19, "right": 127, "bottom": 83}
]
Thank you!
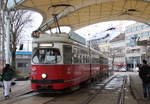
[{"left": 63, "top": 45, "right": 72, "bottom": 64}]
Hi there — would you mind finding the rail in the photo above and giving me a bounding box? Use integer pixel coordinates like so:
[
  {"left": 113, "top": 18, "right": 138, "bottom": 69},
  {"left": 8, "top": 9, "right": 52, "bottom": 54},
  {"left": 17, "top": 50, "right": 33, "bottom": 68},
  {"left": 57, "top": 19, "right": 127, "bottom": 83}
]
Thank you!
[
  {"left": 79, "top": 75, "right": 118, "bottom": 104},
  {"left": 117, "top": 75, "right": 127, "bottom": 104}
]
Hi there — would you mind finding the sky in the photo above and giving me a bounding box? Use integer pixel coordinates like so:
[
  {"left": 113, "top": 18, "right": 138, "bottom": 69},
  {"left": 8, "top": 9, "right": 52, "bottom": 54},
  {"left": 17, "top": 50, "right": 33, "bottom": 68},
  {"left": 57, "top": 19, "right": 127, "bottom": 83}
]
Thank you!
[
  {"left": 17, "top": 11, "right": 43, "bottom": 51},
  {"left": 75, "top": 20, "right": 136, "bottom": 40}
]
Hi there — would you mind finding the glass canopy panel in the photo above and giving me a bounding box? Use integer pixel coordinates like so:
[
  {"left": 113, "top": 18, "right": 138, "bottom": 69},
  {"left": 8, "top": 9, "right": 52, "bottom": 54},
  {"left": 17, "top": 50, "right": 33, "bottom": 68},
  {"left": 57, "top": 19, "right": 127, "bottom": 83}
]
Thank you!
[{"left": 7, "top": 0, "right": 24, "bottom": 9}]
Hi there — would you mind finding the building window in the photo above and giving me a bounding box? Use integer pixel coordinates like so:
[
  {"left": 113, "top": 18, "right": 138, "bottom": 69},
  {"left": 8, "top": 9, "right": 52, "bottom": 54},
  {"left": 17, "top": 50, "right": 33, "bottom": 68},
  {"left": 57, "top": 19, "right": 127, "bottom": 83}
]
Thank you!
[{"left": 17, "top": 63, "right": 28, "bottom": 68}]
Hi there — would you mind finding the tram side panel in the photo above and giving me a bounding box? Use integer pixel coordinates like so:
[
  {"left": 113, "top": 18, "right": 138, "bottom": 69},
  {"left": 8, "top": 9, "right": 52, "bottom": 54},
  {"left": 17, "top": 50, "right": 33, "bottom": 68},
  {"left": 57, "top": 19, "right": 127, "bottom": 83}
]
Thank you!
[
  {"left": 90, "top": 52, "right": 101, "bottom": 79},
  {"left": 63, "top": 45, "right": 91, "bottom": 86}
]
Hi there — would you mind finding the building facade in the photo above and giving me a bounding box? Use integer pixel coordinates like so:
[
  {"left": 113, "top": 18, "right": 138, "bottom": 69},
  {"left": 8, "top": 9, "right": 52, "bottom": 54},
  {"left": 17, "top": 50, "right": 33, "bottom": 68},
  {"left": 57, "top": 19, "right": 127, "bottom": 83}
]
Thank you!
[
  {"left": 15, "top": 41, "right": 32, "bottom": 75},
  {"left": 98, "top": 42, "right": 110, "bottom": 56},
  {"left": 16, "top": 51, "right": 32, "bottom": 75},
  {"left": 87, "top": 30, "right": 115, "bottom": 51},
  {"left": 109, "top": 33, "right": 126, "bottom": 71},
  {"left": 125, "top": 22, "right": 150, "bottom": 69}
]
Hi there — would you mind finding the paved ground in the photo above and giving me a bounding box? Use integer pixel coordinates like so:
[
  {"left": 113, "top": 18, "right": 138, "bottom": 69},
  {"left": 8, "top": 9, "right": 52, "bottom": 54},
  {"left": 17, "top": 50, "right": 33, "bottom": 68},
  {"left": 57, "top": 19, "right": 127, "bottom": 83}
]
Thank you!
[
  {"left": 0, "top": 80, "right": 31, "bottom": 100},
  {"left": 0, "top": 72, "right": 149, "bottom": 104},
  {"left": 129, "top": 72, "right": 150, "bottom": 104}
]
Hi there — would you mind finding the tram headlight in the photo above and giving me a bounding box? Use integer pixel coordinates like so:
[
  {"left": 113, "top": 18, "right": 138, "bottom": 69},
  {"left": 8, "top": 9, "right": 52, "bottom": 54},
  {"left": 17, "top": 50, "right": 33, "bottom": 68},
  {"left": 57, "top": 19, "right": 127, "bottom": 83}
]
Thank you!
[
  {"left": 32, "top": 68, "right": 37, "bottom": 71},
  {"left": 41, "top": 73, "right": 47, "bottom": 79}
]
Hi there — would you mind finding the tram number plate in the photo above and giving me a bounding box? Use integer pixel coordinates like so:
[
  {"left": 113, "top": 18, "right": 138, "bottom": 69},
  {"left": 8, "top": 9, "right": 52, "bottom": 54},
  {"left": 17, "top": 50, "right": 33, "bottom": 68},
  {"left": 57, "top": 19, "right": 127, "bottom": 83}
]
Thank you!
[{"left": 40, "top": 85, "right": 49, "bottom": 88}]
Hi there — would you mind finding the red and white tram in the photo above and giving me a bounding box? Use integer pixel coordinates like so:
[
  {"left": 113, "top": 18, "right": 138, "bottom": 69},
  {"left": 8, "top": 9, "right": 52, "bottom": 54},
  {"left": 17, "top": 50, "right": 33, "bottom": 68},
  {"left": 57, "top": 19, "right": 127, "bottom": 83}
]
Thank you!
[{"left": 31, "top": 32, "right": 108, "bottom": 92}]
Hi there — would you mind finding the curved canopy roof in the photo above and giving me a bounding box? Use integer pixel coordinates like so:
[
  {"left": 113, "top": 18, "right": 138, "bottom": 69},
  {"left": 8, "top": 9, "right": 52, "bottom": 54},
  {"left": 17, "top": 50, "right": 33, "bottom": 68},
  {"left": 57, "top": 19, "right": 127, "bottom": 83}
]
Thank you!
[{"left": 17, "top": 0, "right": 150, "bottom": 32}]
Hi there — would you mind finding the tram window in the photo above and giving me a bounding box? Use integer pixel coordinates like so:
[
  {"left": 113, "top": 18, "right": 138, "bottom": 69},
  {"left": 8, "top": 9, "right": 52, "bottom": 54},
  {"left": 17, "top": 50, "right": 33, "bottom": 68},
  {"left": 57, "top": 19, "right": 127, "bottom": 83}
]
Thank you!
[
  {"left": 72, "top": 48, "right": 77, "bottom": 64},
  {"left": 17, "top": 63, "right": 28, "bottom": 68},
  {"left": 32, "top": 48, "right": 61, "bottom": 64},
  {"left": 96, "top": 58, "right": 99, "bottom": 64},
  {"left": 32, "top": 48, "right": 40, "bottom": 64},
  {"left": 80, "top": 55, "right": 82, "bottom": 63},
  {"left": 87, "top": 56, "right": 89, "bottom": 63},
  {"left": 83, "top": 56, "right": 85, "bottom": 63},
  {"left": 74, "top": 54, "right": 78, "bottom": 63},
  {"left": 73, "top": 48, "right": 77, "bottom": 54},
  {"left": 39, "top": 50, "right": 45, "bottom": 54},
  {"left": 92, "top": 58, "right": 95, "bottom": 64},
  {"left": 79, "top": 55, "right": 81, "bottom": 63},
  {"left": 86, "top": 56, "right": 88, "bottom": 63},
  {"left": 77, "top": 56, "right": 79, "bottom": 63},
  {"left": 85, "top": 56, "right": 87, "bottom": 64},
  {"left": 83, "top": 56, "right": 86, "bottom": 64},
  {"left": 63, "top": 45, "right": 72, "bottom": 64},
  {"left": 103, "top": 58, "right": 108, "bottom": 64},
  {"left": 44, "top": 49, "right": 61, "bottom": 64},
  {"left": 99, "top": 57, "right": 103, "bottom": 64}
]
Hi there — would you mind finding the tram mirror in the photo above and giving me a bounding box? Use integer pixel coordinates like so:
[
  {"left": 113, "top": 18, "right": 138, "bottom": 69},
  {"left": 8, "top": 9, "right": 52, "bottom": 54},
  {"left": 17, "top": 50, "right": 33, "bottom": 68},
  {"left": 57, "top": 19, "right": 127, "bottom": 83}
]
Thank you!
[{"left": 32, "top": 31, "right": 40, "bottom": 38}]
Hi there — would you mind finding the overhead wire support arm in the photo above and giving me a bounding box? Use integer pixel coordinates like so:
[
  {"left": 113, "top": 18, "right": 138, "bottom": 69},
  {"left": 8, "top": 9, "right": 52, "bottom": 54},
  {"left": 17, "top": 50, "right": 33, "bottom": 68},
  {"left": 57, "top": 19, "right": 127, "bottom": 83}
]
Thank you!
[
  {"left": 52, "top": 14, "right": 61, "bottom": 34},
  {"left": 36, "top": 4, "right": 76, "bottom": 33}
]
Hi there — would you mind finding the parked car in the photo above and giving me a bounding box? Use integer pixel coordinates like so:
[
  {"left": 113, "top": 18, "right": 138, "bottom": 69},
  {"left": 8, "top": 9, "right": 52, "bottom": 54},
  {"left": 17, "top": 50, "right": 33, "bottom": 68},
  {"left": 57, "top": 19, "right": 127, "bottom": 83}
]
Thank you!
[
  {"left": 133, "top": 67, "right": 139, "bottom": 72},
  {"left": 120, "top": 67, "right": 126, "bottom": 72}
]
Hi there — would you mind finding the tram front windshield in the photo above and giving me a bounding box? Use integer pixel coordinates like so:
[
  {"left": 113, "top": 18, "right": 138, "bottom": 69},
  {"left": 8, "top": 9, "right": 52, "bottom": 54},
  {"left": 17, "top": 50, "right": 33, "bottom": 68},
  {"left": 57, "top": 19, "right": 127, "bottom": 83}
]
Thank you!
[{"left": 32, "top": 48, "right": 61, "bottom": 64}]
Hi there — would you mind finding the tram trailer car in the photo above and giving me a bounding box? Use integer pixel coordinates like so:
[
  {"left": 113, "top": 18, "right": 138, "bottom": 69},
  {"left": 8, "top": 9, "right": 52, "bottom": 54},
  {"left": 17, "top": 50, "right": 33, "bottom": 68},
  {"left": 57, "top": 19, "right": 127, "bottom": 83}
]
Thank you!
[{"left": 31, "top": 33, "right": 109, "bottom": 92}]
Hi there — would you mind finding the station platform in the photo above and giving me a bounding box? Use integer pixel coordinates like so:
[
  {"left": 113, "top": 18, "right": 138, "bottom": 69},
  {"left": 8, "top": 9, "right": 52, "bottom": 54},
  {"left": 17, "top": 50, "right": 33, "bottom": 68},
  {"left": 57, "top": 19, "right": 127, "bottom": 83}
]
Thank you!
[
  {"left": 113, "top": 72, "right": 150, "bottom": 104},
  {"left": 129, "top": 72, "right": 150, "bottom": 104},
  {"left": 0, "top": 72, "right": 149, "bottom": 104}
]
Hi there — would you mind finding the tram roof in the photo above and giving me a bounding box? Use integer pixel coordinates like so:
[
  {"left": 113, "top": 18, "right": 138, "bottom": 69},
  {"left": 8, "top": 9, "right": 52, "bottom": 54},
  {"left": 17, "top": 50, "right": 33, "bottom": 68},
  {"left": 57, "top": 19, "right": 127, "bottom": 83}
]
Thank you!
[
  {"left": 32, "top": 33, "right": 107, "bottom": 57},
  {"left": 16, "top": 0, "right": 150, "bottom": 32}
]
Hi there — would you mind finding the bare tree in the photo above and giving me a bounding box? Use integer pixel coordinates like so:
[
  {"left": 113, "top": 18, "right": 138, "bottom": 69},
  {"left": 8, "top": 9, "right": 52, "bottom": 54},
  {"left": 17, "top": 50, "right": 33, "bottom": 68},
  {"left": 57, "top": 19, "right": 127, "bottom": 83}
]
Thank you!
[
  {"left": 9, "top": 9, "right": 32, "bottom": 69},
  {"left": 109, "top": 48, "right": 118, "bottom": 71},
  {"left": 0, "top": 0, "right": 9, "bottom": 68},
  {"left": 0, "top": 1, "right": 33, "bottom": 69}
]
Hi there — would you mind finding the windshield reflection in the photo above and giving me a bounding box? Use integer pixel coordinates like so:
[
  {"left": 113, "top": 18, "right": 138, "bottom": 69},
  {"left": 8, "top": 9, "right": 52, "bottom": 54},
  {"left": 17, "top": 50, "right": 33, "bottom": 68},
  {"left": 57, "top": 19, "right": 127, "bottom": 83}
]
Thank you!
[{"left": 32, "top": 48, "right": 61, "bottom": 64}]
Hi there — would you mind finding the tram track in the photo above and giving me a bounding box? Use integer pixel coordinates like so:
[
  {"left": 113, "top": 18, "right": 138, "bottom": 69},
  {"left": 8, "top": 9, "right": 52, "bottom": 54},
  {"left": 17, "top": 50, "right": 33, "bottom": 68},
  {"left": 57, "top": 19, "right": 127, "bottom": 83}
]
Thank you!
[
  {"left": 117, "top": 75, "right": 127, "bottom": 104},
  {"left": 41, "top": 75, "right": 118, "bottom": 104},
  {"left": 77, "top": 75, "right": 127, "bottom": 104},
  {"left": 59, "top": 74, "right": 127, "bottom": 104},
  {"left": 43, "top": 75, "right": 127, "bottom": 104},
  {"left": 0, "top": 74, "right": 128, "bottom": 104},
  {"left": 79, "top": 75, "right": 118, "bottom": 104}
]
